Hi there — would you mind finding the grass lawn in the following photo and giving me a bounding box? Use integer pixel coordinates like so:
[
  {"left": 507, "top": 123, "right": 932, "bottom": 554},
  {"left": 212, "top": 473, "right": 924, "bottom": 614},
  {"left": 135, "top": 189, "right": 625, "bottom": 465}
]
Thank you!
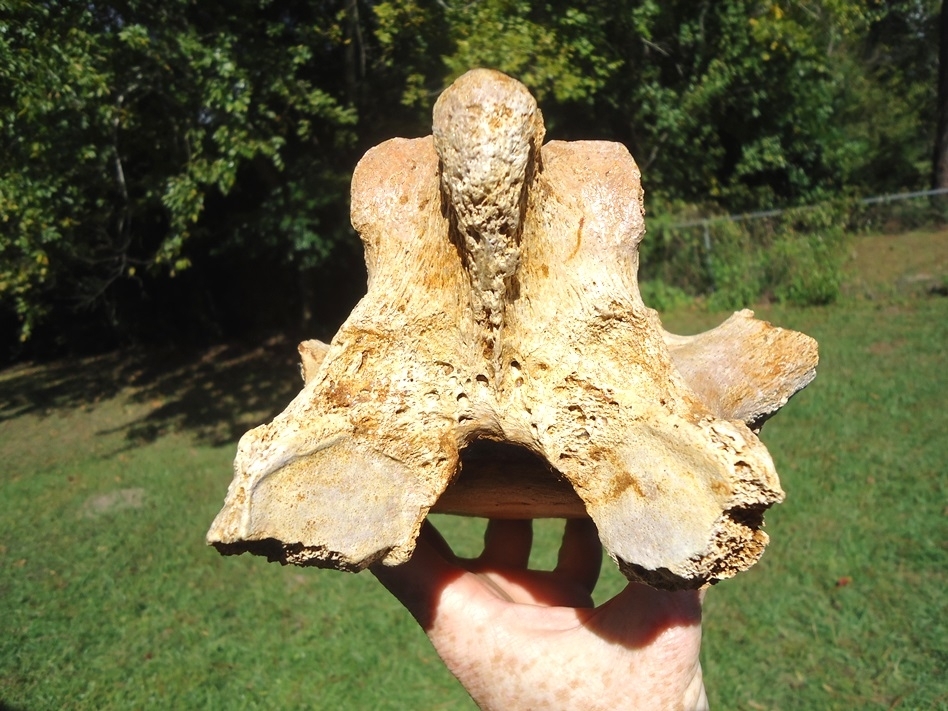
[{"left": 2, "top": 229, "right": 947, "bottom": 710}]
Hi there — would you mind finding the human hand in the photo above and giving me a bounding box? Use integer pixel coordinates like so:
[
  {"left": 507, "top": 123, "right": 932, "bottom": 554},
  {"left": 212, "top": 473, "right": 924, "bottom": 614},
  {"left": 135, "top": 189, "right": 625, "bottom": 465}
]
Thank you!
[{"left": 371, "top": 519, "right": 708, "bottom": 711}]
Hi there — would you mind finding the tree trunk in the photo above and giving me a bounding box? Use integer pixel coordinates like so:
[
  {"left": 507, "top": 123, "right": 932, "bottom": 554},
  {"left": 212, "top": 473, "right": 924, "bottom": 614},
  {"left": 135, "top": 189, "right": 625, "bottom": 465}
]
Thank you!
[
  {"left": 343, "top": 0, "right": 365, "bottom": 107},
  {"left": 298, "top": 266, "right": 315, "bottom": 335},
  {"left": 933, "top": 1, "right": 948, "bottom": 188}
]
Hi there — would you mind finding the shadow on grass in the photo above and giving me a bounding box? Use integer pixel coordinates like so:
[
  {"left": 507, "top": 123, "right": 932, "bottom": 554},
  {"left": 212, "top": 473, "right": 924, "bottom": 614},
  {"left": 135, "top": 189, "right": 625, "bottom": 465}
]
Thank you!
[{"left": 0, "top": 336, "right": 304, "bottom": 449}]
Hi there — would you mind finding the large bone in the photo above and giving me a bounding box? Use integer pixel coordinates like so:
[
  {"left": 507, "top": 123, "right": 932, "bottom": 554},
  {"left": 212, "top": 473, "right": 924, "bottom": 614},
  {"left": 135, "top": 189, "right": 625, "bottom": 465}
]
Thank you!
[{"left": 207, "top": 69, "right": 818, "bottom": 589}]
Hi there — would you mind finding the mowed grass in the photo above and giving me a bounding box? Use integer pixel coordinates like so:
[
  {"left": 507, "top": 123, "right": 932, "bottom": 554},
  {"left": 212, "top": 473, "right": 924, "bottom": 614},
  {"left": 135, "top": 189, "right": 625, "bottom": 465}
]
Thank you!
[{"left": 2, "top": 229, "right": 947, "bottom": 709}]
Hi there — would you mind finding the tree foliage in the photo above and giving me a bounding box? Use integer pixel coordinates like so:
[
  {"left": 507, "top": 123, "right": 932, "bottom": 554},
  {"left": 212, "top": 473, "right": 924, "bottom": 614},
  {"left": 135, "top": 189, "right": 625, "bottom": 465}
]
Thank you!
[
  {"left": 596, "top": 0, "right": 935, "bottom": 207},
  {"left": 373, "top": 0, "right": 937, "bottom": 203},
  {"left": 0, "top": 0, "right": 940, "bottom": 354},
  {"left": 1, "top": 0, "right": 359, "bottom": 348}
]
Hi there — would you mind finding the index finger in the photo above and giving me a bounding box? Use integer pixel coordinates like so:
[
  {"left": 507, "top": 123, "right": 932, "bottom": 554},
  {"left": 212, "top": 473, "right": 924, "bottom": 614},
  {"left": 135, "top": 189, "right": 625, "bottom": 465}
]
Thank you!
[{"left": 554, "top": 518, "right": 602, "bottom": 594}]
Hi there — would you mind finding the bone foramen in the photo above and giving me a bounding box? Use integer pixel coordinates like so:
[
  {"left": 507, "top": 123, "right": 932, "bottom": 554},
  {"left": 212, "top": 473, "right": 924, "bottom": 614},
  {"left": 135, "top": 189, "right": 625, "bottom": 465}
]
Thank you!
[{"left": 207, "top": 69, "right": 818, "bottom": 590}]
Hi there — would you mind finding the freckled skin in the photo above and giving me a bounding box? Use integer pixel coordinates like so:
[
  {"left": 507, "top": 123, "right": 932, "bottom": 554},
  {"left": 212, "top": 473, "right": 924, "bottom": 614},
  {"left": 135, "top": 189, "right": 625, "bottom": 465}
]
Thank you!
[{"left": 372, "top": 520, "right": 709, "bottom": 711}]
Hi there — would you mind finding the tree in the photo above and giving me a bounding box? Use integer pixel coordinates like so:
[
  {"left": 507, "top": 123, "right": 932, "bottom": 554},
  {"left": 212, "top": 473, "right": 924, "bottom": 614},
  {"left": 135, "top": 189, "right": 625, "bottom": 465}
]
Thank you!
[
  {"left": 0, "top": 0, "right": 941, "bottom": 354},
  {"left": 373, "top": 0, "right": 938, "bottom": 210},
  {"left": 0, "top": 1, "right": 360, "bottom": 351},
  {"left": 604, "top": 0, "right": 937, "bottom": 209}
]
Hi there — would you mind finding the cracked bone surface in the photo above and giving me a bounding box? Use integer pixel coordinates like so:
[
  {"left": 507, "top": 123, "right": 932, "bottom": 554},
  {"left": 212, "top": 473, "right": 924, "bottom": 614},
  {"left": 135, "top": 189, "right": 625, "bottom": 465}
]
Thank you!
[{"left": 207, "top": 69, "right": 818, "bottom": 589}]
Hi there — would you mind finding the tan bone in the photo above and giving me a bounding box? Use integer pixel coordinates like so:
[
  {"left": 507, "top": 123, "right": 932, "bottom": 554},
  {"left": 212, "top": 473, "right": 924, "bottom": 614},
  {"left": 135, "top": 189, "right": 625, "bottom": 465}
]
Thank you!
[{"left": 207, "top": 69, "right": 817, "bottom": 590}]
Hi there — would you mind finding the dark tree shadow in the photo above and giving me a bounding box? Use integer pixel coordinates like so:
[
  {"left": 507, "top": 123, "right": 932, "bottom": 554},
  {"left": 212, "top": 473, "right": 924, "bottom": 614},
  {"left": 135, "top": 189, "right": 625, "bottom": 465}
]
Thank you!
[
  {"left": 0, "top": 351, "right": 135, "bottom": 423},
  {"left": 0, "top": 336, "right": 306, "bottom": 449}
]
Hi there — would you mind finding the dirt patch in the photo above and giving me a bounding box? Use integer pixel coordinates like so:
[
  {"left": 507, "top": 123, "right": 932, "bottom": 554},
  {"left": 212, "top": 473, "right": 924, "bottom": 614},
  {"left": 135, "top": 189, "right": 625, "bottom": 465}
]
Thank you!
[
  {"left": 846, "top": 229, "right": 948, "bottom": 295},
  {"left": 866, "top": 339, "right": 907, "bottom": 356},
  {"left": 81, "top": 487, "right": 146, "bottom": 518}
]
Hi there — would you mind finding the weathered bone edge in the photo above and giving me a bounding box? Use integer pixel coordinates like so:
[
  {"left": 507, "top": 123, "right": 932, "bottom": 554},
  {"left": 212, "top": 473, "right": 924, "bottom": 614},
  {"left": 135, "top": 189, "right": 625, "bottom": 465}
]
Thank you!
[{"left": 206, "top": 69, "right": 818, "bottom": 590}]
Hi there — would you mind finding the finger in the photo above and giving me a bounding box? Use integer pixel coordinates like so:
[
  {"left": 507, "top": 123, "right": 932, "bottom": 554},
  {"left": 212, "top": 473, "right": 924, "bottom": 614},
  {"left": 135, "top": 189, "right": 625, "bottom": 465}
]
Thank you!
[
  {"left": 479, "top": 519, "right": 533, "bottom": 569},
  {"left": 418, "top": 518, "right": 457, "bottom": 563},
  {"left": 554, "top": 518, "right": 602, "bottom": 594},
  {"left": 370, "top": 521, "right": 461, "bottom": 629}
]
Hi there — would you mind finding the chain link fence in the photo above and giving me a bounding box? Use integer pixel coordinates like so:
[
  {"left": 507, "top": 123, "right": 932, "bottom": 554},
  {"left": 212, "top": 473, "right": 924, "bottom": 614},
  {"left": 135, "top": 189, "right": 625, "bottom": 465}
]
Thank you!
[{"left": 638, "top": 188, "right": 948, "bottom": 310}]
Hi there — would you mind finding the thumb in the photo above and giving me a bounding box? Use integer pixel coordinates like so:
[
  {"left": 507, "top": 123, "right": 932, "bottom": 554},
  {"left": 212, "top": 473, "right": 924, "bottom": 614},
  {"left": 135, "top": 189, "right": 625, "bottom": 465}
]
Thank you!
[{"left": 370, "top": 521, "right": 463, "bottom": 629}]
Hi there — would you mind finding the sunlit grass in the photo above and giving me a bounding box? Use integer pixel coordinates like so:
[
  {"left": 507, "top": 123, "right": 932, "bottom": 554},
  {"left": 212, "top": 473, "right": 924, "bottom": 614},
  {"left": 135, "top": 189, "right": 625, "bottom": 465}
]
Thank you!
[
  {"left": 681, "top": 297, "right": 948, "bottom": 710},
  {"left": 2, "top": 232, "right": 947, "bottom": 709}
]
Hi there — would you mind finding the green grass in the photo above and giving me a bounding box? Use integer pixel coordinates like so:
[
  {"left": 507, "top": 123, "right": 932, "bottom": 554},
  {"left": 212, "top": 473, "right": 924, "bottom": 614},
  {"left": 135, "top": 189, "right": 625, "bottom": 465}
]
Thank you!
[
  {"left": 2, "top": 230, "right": 947, "bottom": 709},
  {"left": 694, "top": 299, "right": 948, "bottom": 710}
]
